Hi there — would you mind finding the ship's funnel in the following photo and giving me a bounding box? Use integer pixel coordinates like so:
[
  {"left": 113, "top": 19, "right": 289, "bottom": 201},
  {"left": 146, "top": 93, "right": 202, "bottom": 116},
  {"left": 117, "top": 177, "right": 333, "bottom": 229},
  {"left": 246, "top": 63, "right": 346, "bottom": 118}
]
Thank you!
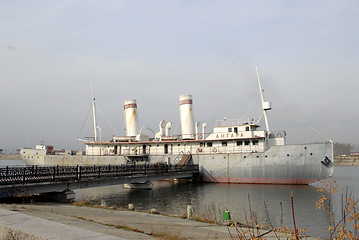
[
  {"left": 124, "top": 99, "right": 139, "bottom": 137},
  {"left": 179, "top": 95, "right": 194, "bottom": 139}
]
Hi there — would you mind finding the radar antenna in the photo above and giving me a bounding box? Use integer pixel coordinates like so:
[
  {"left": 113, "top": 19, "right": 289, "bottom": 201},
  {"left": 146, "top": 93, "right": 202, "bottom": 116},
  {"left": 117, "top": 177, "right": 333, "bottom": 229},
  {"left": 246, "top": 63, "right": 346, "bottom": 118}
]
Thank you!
[{"left": 256, "top": 65, "right": 271, "bottom": 132}]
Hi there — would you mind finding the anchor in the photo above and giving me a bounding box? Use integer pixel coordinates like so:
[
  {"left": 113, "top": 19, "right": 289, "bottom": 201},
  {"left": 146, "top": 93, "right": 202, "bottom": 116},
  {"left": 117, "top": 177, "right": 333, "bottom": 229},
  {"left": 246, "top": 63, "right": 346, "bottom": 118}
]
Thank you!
[{"left": 321, "top": 156, "right": 333, "bottom": 167}]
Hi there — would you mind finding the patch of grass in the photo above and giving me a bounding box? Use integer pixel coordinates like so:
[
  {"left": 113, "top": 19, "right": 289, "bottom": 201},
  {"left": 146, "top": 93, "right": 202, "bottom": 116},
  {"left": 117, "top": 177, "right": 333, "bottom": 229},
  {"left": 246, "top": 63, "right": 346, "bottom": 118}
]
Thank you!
[
  {"left": 152, "top": 226, "right": 186, "bottom": 240},
  {"left": 73, "top": 215, "right": 147, "bottom": 234},
  {"left": 11, "top": 204, "right": 17, "bottom": 211},
  {"left": 72, "top": 200, "right": 91, "bottom": 207},
  {"left": 192, "top": 215, "right": 217, "bottom": 224},
  {"left": 6, "top": 228, "right": 21, "bottom": 240}
]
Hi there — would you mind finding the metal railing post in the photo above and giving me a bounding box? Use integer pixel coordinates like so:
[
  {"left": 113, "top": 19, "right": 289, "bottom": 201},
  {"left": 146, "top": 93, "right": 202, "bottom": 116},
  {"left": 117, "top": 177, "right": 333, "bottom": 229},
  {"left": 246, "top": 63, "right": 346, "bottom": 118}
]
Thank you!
[
  {"left": 53, "top": 167, "right": 56, "bottom": 180},
  {"left": 23, "top": 167, "right": 26, "bottom": 183},
  {"left": 78, "top": 166, "right": 82, "bottom": 180}
]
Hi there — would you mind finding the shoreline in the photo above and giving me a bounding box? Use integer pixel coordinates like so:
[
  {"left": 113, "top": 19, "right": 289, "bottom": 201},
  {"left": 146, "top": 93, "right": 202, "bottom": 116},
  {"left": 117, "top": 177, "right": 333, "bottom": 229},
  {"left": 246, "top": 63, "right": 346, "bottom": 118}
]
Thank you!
[
  {"left": 0, "top": 154, "right": 22, "bottom": 160},
  {"left": 0, "top": 203, "right": 317, "bottom": 239},
  {"left": 334, "top": 156, "right": 359, "bottom": 166}
]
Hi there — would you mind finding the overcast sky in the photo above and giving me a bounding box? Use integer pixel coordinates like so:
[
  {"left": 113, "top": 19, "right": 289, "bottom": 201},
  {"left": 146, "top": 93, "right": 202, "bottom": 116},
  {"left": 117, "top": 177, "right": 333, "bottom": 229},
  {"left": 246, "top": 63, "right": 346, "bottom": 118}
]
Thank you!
[{"left": 1, "top": 0, "right": 358, "bottom": 151}]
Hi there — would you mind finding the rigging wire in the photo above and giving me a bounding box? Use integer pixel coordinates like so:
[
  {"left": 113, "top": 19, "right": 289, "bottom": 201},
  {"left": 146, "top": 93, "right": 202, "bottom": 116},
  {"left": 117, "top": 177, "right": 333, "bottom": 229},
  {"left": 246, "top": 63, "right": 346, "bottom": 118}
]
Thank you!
[
  {"left": 76, "top": 104, "right": 93, "bottom": 140},
  {"left": 240, "top": 91, "right": 261, "bottom": 120},
  {"left": 97, "top": 105, "right": 119, "bottom": 136},
  {"left": 263, "top": 92, "right": 331, "bottom": 141}
]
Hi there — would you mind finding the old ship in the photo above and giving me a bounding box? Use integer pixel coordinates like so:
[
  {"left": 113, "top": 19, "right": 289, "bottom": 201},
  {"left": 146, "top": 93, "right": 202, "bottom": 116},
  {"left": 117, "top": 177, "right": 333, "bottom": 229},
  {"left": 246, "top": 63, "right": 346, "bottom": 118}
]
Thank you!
[{"left": 21, "top": 68, "right": 334, "bottom": 184}]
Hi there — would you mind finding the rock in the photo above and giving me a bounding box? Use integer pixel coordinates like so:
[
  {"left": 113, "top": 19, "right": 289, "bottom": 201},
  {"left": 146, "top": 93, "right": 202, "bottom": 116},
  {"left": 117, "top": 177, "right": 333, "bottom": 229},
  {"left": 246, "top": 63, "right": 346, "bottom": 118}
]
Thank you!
[{"left": 100, "top": 200, "right": 107, "bottom": 207}]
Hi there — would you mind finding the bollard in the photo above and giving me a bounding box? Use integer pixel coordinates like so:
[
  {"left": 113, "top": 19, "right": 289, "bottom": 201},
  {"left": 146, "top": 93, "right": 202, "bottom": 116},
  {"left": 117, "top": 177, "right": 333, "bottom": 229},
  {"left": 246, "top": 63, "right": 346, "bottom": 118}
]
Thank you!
[
  {"left": 187, "top": 205, "right": 194, "bottom": 220},
  {"left": 128, "top": 203, "right": 135, "bottom": 210},
  {"left": 150, "top": 208, "right": 159, "bottom": 214}
]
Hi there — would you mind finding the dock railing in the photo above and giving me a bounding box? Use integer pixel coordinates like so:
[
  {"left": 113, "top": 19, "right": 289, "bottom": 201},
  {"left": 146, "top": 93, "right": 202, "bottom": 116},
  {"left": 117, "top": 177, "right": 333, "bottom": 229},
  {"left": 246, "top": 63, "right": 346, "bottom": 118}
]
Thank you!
[{"left": 0, "top": 163, "right": 199, "bottom": 186}]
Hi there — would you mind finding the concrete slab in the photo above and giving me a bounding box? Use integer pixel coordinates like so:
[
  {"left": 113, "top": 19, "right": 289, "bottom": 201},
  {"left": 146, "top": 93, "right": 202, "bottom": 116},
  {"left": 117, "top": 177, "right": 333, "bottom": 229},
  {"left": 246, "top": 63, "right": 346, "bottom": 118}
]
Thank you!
[
  {"left": 0, "top": 208, "right": 125, "bottom": 240},
  {"left": 0, "top": 204, "right": 318, "bottom": 239}
]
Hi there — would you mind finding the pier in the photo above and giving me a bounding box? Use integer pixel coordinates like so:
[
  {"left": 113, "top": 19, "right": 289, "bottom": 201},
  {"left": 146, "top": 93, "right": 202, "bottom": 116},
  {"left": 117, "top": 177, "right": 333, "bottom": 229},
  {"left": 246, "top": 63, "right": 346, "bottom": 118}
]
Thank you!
[{"left": 0, "top": 163, "right": 199, "bottom": 198}]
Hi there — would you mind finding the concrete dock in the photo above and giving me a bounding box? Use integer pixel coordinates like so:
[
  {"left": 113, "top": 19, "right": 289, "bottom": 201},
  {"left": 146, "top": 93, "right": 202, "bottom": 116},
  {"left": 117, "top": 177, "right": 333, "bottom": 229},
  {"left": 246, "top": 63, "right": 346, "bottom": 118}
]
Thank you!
[{"left": 0, "top": 203, "right": 318, "bottom": 239}]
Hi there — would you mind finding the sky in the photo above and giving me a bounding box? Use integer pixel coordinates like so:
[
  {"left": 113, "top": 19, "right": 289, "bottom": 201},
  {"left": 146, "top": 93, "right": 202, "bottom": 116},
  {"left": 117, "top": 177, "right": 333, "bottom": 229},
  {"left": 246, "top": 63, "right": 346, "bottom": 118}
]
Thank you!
[{"left": 1, "top": 0, "right": 358, "bottom": 152}]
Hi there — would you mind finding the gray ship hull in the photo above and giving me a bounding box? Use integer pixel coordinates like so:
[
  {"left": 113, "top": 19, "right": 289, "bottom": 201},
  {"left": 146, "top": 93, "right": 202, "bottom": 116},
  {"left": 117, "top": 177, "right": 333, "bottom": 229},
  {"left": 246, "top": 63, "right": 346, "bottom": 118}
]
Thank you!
[
  {"left": 197, "top": 142, "right": 333, "bottom": 184},
  {"left": 21, "top": 142, "right": 333, "bottom": 185}
]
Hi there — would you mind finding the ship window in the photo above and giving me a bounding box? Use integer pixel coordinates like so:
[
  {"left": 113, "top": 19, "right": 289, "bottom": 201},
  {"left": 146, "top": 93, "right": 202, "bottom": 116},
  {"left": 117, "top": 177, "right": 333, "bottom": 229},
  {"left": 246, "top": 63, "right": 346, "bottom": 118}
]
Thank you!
[
  {"left": 234, "top": 127, "right": 238, "bottom": 133},
  {"left": 287, "top": 154, "right": 290, "bottom": 157},
  {"left": 228, "top": 128, "right": 232, "bottom": 132},
  {"left": 237, "top": 141, "right": 243, "bottom": 146},
  {"left": 164, "top": 144, "right": 168, "bottom": 154},
  {"left": 252, "top": 140, "right": 259, "bottom": 145},
  {"left": 142, "top": 145, "right": 146, "bottom": 155},
  {"left": 178, "top": 144, "right": 180, "bottom": 146},
  {"left": 200, "top": 143, "right": 204, "bottom": 147},
  {"left": 246, "top": 126, "right": 250, "bottom": 131},
  {"left": 245, "top": 140, "right": 250, "bottom": 145},
  {"left": 207, "top": 142, "right": 212, "bottom": 147},
  {"left": 114, "top": 146, "right": 118, "bottom": 154},
  {"left": 222, "top": 141, "right": 227, "bottom": 147}
]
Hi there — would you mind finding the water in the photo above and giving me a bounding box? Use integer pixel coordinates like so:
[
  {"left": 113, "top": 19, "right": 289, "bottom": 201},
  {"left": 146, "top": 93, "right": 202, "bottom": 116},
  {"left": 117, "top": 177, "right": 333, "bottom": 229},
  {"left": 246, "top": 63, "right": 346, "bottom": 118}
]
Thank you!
[
  {"left": 1, "top": 160, "right": 358, "bottom": 238},
  {"left": 75, "top": 166, "right": 359, "bottom": 238}
]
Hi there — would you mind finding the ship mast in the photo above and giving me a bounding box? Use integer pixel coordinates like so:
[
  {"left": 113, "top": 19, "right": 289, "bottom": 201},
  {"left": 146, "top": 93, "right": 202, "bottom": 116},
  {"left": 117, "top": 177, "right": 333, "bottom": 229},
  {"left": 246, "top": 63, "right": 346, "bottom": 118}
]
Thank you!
[
  {"left": 91, "top": 82, "right": 98, "bottom": 141},
  {"left": 256, "top": 65, "right": 271, "bottom": 132}
]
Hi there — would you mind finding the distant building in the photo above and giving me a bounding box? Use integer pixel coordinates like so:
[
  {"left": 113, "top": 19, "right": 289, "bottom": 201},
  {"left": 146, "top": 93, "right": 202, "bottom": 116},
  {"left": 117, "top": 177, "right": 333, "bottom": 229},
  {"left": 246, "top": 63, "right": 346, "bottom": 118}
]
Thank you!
[{"left": 351, "top": 152, "right": 359, "bottom": 156}]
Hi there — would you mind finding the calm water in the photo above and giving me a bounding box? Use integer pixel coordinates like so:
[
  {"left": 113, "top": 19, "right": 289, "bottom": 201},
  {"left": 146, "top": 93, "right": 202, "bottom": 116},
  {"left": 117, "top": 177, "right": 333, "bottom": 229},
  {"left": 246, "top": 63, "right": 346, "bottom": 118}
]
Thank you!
[
  {"left": 75, "top": 166, "right": 359, "bottom": 238},
  {"left": 1, "top": 160, "right": 358, "bottom": 238}
]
